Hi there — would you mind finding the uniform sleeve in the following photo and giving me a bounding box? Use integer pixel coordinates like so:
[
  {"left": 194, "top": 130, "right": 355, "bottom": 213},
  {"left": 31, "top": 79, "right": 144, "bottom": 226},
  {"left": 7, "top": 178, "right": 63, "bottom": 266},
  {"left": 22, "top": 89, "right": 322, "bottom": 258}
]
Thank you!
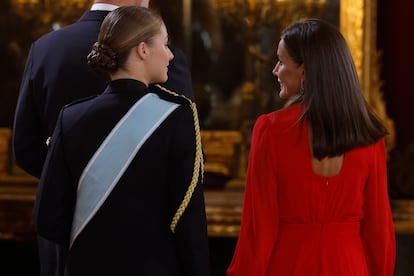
[
  {"left": 33, "top": 109, "right": 75, "bottom": 248},
  {"left": 227, "top": 115, "right": 279, "bottom": 276},
  {"left": 168, "top": 106, "right": 210, "bottom": 276},
  {"left": 361, "top": 138, "right": 396, "bottom": 275},
  {"left": 13, "top": 43, "right": 47, "bottom": 178}
]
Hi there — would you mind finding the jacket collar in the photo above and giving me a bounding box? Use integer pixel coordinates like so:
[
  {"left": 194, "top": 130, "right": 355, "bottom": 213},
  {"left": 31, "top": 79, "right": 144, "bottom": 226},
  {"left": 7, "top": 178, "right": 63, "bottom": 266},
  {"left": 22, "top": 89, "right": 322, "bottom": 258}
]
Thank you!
[
  {"left": 104, "top": 79, "right": 150, "bottom": 98},
  {"left": 78, "top": 10, "right": 110, "bottom": 23},
  {"left": 90, "top": 3, "right": 119, "bottom": 11}
]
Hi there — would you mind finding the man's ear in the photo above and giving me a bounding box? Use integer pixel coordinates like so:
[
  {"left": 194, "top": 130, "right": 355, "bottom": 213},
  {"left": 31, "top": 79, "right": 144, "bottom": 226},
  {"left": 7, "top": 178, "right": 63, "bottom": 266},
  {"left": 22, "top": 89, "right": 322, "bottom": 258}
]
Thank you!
[{"left": 136, "top": 42, "right": 147, "bottom": 59}]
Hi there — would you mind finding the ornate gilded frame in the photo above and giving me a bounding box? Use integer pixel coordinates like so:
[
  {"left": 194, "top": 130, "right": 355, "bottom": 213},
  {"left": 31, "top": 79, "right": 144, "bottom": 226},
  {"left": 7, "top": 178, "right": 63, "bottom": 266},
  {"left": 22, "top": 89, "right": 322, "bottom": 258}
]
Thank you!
[{"left": 341, "top": 0, "right": 395, "bottom": 148}]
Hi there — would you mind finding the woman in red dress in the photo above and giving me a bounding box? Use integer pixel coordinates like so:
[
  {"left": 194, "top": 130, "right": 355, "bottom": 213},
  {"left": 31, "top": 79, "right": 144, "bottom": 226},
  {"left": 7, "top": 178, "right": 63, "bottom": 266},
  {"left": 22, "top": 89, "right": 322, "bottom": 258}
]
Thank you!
[{"left": 227, "top": 19, "right": 395, "bottom": 275}]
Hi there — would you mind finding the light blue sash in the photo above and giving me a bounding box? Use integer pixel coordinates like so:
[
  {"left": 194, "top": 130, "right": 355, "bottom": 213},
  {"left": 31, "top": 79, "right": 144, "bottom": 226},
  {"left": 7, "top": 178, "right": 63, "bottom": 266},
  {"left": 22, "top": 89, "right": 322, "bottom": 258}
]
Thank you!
[{"left": 70, "top": 93, "right": 179, "bottom": 247}]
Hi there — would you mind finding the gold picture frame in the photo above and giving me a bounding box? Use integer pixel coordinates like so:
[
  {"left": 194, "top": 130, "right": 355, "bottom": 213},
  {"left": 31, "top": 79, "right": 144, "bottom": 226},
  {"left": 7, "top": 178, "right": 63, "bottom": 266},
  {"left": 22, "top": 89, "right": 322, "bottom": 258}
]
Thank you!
[{"left": 341, "top": 0, "right": 395, "bottom": 148}]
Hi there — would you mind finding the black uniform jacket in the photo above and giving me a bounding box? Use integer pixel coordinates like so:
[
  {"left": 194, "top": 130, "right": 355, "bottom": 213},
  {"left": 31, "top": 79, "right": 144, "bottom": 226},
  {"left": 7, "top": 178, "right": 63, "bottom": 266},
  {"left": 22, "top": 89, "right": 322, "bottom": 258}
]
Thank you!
[
  {"left": 34, "top": 79, "right": 210, "bottom": 276},
  {"left": 13, "top": 10, "right": 194, "bottom": 178}
]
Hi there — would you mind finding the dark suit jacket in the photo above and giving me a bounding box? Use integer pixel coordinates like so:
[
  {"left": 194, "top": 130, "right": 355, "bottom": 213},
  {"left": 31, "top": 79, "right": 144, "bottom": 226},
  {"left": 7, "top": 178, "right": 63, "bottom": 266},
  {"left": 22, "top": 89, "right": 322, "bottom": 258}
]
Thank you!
[
  {"left": 13, "top": 10, "right": 194, "bottom": 178},
  {"left": 34, "top": 79, "right": 209, "bottom": 276}
]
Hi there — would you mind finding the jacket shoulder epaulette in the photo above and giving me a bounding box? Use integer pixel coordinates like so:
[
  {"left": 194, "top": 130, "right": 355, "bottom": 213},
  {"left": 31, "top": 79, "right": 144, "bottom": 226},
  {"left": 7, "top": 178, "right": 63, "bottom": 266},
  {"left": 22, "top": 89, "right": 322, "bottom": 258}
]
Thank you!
[{"left": 150, "top": 84, "right": 192, "bottom": 106}]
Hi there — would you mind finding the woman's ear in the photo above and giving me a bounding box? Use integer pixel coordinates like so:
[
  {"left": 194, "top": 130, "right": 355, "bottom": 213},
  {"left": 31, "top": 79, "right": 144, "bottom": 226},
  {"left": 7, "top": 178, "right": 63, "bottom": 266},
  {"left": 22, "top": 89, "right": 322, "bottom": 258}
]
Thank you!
[
  {"left": 299, "top": 63, "right": 305, "bottom": 78},
  {"left": 136, "top": 42, "right": 147, "bottom": 59}
]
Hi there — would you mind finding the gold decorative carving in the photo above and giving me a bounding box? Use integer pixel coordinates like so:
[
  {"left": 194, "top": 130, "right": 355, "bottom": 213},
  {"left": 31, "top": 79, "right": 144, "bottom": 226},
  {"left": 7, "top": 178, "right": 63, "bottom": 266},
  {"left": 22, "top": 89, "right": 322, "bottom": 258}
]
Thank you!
[
  {"left": 391, "top": 199, "right": 414, "bottom": 234},
  {"left": 201, "top": 130, "right": 243, "bottom": 177},
  {"left": 340, "top": 0, "right": 364, "bottom": 79},
  {"left": 11, "top": 0, "right": 93, "bottom": 27},
  {"left": 0, "top": 128, "right": 12, "bottom": 175},
  {"left": 204, "top": 189, "right": 243, "bottom": 237},
  {"left": 341, "top": 0, "right": 395, "bottom": 149}
]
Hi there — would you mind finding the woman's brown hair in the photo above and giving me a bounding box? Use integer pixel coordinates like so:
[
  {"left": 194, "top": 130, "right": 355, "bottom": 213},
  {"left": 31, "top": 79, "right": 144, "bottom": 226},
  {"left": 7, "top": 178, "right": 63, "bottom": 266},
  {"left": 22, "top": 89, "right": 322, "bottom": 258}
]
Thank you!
[{"left": 282, "top": 19, "right": 388, "bottom": 159}]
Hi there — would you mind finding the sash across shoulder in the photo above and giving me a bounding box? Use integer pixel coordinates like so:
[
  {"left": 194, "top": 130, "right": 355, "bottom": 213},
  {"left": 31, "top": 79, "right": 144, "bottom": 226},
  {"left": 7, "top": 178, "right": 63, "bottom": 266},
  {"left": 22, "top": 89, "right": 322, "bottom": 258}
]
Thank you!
[{"left": 70, "top": 93, "right": 179, "bottom": 247}]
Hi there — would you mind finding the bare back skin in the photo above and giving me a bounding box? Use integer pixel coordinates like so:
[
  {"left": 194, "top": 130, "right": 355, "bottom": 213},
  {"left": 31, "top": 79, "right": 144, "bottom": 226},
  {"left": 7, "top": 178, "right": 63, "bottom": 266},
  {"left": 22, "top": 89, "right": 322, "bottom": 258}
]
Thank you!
[{"left": 311, "top": 155, "right": 344, "bottom": 177}]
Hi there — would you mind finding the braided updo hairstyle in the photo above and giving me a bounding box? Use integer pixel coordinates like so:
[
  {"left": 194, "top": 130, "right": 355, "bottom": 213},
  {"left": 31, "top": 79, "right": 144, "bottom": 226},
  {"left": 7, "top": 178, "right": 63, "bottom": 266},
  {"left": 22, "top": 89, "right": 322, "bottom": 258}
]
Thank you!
[{"left": 87, "top": 6, "right": 164, "bottom": 75}]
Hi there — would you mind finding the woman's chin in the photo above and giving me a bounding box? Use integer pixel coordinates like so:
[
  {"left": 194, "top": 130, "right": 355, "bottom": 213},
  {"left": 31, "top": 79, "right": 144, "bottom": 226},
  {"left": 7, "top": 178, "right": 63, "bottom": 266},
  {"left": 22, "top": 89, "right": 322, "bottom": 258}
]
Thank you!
[
  {"left": 279, "top": 90, "right": 289, "bottom": 99},
  {"left": 154, "top": 76, "right": 168, "bottom": 85}
]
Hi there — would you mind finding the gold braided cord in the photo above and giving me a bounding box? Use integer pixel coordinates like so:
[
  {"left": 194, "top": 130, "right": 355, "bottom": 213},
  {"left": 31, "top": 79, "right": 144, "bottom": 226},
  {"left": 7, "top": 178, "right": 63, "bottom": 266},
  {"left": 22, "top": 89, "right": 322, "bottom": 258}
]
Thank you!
[{"left": 154, "top": 84, "right": 204, "bottom": 233}]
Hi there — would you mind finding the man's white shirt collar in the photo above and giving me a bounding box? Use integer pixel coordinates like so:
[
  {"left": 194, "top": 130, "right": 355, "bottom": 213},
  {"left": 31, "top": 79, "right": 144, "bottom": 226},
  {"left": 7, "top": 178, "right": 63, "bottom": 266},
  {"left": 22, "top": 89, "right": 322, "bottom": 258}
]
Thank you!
[{"left": 90, "top": 3, "right": 119, "bottom": 11}]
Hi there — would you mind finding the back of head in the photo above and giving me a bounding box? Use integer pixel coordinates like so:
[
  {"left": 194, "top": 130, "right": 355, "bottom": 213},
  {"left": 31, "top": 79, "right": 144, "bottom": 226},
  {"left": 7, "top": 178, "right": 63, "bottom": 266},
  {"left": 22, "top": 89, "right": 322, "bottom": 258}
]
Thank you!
[
  {"left": 282, "top": 19, "right": 387, "bottom": 158},
  {"left": 87, "top": 6, "right": 163, "bottom": 75}
]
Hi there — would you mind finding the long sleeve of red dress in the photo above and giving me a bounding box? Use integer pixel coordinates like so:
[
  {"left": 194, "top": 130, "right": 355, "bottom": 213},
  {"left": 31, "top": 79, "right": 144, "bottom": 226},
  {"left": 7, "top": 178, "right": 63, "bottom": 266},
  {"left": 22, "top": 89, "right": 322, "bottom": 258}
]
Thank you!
[
  {"left": 227, "top": 115, "right": 279, "bottom": 275},
  {"left": 361, "top": 139, "right": 396, "bottom": 275}
]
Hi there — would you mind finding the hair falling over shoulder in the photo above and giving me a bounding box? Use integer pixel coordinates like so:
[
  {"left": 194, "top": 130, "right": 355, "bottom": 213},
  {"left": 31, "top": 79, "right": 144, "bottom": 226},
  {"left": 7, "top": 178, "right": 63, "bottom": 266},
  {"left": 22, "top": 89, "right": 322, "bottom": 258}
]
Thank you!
[{"left": 281, "top": 19, "right": 388, "bottom": 159}]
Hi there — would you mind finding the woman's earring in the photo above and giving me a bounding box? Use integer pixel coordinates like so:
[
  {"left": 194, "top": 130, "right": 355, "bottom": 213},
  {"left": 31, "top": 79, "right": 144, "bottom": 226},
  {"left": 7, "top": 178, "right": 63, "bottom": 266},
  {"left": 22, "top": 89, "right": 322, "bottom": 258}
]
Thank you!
[{"left": 300, "top": 80, "right": 305, "bottom": 96}]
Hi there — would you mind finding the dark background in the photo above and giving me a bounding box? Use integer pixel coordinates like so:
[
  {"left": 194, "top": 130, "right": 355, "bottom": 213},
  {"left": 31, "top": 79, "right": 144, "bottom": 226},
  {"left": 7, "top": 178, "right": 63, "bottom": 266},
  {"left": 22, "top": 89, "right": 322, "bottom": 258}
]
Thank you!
[{"left": 1, "top": 0, "right": 414, "bottom": 275}]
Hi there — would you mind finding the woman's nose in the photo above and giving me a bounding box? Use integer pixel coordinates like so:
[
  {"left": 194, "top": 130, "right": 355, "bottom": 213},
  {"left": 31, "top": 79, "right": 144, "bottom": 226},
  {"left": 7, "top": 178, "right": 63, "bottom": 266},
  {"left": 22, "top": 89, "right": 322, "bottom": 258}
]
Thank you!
[{"left": 272, "top": 64, "right": 279, "bottom": 76}]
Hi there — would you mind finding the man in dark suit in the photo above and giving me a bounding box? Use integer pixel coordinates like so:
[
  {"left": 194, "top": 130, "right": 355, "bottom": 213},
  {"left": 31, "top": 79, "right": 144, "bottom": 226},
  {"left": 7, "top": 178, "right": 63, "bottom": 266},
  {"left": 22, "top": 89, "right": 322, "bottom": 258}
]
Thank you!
[{"left": 12, "top": 1, "right": 194, "bottom": 275}]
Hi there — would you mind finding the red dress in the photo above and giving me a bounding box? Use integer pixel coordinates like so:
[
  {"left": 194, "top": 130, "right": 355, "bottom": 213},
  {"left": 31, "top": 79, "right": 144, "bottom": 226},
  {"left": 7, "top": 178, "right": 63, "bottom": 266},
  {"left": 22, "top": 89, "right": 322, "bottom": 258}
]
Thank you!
[{"left": 227, "top": 105, "right": 395, "bottom": 276}]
